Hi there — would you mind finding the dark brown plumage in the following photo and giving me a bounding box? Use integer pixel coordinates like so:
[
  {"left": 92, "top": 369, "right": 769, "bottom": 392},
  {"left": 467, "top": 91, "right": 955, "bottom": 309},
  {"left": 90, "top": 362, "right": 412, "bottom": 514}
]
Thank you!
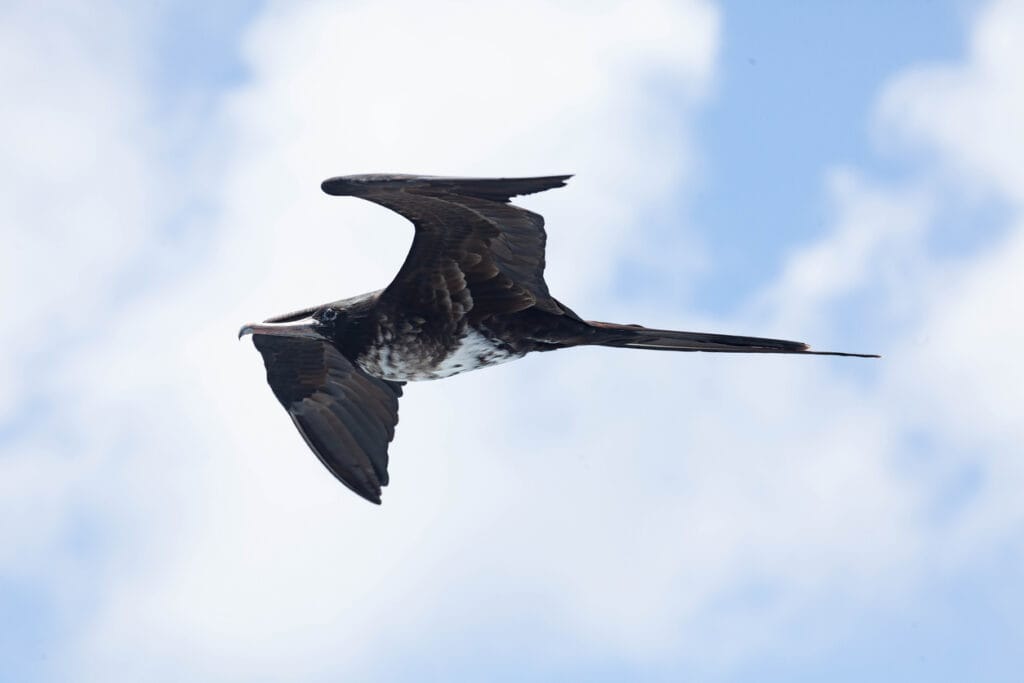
[{"left": 239, "top": 174, "right": 877, "bottom": 504}]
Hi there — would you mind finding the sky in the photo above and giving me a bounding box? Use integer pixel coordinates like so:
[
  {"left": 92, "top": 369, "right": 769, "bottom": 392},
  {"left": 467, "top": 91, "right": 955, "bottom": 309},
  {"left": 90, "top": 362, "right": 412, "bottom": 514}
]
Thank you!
[{"left": 1, "top": 0, "right": 1022, "bottom": 681}]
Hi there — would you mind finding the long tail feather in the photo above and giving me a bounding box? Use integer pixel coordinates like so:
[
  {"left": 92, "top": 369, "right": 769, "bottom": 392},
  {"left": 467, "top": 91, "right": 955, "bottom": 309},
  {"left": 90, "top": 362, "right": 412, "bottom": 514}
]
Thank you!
[{"left": 586, "top": 321, "right": 879, "bottom": 358}]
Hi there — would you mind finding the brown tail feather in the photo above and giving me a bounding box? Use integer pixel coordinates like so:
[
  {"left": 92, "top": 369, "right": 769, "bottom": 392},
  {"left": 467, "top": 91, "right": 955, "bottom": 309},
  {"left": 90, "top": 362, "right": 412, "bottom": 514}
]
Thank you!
[{"left": 586, "top": 321, "right": 879, "bottom": 358}]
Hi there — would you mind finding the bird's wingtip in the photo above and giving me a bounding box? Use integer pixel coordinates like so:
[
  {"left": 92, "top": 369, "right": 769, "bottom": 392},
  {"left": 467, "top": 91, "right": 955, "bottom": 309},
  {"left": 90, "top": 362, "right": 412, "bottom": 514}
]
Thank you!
[{"left": 321, "top": 176, "right": 349, "bottom": 196}]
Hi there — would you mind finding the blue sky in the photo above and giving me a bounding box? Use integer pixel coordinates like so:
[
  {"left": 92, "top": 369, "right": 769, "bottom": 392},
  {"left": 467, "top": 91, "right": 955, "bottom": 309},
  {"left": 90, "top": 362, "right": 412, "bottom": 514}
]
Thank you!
[
  {"left": 1, "top": 1, "right": 1021, "bottom": 681},
  {"left": 690, "top": 1, "right": 969, "bottom": 310}
]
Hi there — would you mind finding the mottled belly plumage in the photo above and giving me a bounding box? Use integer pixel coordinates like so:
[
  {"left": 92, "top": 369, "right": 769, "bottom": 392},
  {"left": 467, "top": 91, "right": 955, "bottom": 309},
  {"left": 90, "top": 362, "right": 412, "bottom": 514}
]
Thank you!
[{"left": 357, "top": 325, "right": 521, "bottom": 382}]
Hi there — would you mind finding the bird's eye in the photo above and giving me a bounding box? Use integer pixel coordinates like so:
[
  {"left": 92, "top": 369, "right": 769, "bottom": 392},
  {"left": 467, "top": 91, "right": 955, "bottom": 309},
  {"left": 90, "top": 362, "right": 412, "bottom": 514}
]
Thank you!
[{"left": 320, "top": 308, "right": 337, "bottom": 321}]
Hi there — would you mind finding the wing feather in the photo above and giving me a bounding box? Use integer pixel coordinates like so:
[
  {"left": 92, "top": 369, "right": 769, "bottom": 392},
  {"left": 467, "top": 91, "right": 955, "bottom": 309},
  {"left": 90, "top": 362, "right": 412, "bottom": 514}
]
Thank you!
[
  {"left": 253, "top": 334, "right": 403, "bottom": 504},
  {"left": 320, "top": 173, "right": 580, "bottom": 322}
]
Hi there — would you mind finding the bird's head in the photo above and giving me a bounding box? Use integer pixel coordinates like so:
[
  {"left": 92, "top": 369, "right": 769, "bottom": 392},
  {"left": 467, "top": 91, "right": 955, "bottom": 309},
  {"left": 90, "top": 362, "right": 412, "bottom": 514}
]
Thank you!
[
  {"left": 237, "top": 306, "right": 341, "bottom": 342},
  {"left": 237, "top": 315, "right": 324, "bottom": 342},
  {"left": 239, "top": 293, "right": 378, "bottom": 344},
  {"left": 308, "top": 305, "right": 351, "bottom": 339}
]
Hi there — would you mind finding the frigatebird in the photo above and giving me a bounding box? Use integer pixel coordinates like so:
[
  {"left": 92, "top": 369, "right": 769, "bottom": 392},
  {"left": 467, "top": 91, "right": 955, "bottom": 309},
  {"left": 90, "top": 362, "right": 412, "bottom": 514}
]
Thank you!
[{"left": 240, "top": 174, "right": 876, "bottom": 504}]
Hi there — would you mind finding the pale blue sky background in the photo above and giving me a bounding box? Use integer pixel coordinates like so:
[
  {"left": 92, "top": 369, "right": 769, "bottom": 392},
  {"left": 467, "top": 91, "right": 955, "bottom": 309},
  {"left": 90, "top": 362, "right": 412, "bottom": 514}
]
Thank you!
[{"left": 2, "top": 1, "right": 1021, "bottom": 681}]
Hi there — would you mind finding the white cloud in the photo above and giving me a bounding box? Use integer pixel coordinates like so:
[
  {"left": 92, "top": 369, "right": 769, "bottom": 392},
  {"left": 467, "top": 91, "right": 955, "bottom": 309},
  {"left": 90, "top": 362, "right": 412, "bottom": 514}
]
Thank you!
[
  {"left": 877, "top": 0, "right": 1024, "bottom": 203},
  {"left": 760, "top": 0, "right": 1024, "bottom": 595},
  {"left": 777, "top": 0, "right": 1024, "bottom": 558},
  {"left": 5, "top": 0, "right": 1024, "bottom": 680},
  {"left": 0, "top": 2, "right": 164, "bottom": 576}
]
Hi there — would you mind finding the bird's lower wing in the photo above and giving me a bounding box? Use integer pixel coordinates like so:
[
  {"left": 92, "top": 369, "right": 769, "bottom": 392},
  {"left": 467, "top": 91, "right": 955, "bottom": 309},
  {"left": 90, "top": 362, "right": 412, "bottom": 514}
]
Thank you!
[{"left": 252, "top": 335, "right": 405, "bottom": 504}]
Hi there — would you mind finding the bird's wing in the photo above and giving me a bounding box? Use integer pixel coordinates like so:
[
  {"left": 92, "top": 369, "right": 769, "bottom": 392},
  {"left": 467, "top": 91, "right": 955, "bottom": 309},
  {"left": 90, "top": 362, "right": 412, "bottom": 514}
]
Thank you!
[
  {"left": 321, "top": 174, "right": 580, "bottom": 322},
  {"left": 252, "top": 334, "right": 404, "bottom": 504}
]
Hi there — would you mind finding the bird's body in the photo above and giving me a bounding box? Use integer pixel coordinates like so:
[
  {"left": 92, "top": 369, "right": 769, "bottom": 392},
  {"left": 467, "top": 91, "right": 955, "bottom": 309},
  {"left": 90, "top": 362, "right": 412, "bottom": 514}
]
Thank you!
[
  {"left": 307, "top": 292, "right": 599, "bottom": 381},
  {"left": 240, "top": 173, "right": 876, "bottom": 504},
  {"left": 299, "top": 288, "right": 529, "bottom": 382}
]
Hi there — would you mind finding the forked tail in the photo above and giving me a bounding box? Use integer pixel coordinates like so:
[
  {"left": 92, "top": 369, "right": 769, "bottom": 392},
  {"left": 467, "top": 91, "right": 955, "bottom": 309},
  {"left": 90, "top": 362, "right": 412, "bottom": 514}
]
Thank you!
[{"left": 586, "top": 321, "right": 879, "bottom": 358}]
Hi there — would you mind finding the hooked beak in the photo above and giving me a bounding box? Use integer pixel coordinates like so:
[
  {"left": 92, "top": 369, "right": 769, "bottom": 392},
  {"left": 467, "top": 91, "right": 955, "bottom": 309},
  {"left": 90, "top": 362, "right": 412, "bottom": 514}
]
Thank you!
[{"left": 238, "top": 320, "right": 321, "bottom": 340}]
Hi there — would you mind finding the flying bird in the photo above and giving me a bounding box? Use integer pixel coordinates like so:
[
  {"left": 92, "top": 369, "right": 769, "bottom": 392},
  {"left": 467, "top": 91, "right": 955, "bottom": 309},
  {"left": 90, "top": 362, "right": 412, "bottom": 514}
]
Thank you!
[{"left": 240, "top": 174, "right": 876, "bottom": 504}]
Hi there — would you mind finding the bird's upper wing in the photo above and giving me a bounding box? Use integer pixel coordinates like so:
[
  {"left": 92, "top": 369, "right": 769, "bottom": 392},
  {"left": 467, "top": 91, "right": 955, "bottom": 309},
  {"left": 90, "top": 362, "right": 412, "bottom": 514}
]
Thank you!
[
  {"left": 252, "top": 334, "right": 404, "bottom": 504},
  {"left": 321, "top": 174, "right": 580, "bottom": 322}
]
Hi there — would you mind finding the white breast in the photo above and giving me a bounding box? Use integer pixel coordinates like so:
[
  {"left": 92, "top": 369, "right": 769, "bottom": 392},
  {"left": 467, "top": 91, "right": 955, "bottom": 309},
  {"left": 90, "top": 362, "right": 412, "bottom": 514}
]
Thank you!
[
  {"left": 432, "top": 329, "right": 517, "bottom": 378},
  {"left": 363, "top": 329, "right": 519, "bottom": 381}
]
